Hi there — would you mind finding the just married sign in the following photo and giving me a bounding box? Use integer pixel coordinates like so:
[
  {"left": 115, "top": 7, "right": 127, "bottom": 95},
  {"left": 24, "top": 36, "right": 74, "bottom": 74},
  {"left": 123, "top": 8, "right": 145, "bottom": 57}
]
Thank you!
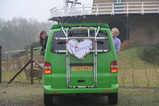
[{"left": 66, "top": 39, "right": 93, "bottom": 59}]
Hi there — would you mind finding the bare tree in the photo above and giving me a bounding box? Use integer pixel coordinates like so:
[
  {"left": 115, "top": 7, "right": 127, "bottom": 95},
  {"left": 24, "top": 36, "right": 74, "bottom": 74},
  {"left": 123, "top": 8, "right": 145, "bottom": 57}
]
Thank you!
[{"left": 0, "top": 17, "right": 52, "bottom": 52}]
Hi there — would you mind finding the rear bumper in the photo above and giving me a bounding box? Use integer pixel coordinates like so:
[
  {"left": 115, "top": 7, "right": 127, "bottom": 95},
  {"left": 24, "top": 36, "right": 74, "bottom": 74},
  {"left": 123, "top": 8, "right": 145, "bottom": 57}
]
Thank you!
[{"left": 43, "top": 84, "right": 118, "bottom": 94}]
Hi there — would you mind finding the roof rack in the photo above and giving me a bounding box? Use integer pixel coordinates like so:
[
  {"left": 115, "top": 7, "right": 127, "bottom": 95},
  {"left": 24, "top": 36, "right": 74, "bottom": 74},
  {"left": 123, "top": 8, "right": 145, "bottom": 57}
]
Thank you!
[{"left": 51, "top": 23, "right": 110, "bottom": 29}]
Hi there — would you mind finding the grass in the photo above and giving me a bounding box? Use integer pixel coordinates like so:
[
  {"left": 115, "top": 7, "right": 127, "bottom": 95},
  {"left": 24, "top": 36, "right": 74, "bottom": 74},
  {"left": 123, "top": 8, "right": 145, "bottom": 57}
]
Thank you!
[
  {"left": 0, "top": 84, "right": 43, "bottom": 106},
  {"left": 118, "top": 47, "right": 159, "bottom": 87},
  {"left": 118, "top": 88, "right": 159, "bottom": 106},
  {"left": 0, "top": 84, "right": 159, "bottom": 106}
]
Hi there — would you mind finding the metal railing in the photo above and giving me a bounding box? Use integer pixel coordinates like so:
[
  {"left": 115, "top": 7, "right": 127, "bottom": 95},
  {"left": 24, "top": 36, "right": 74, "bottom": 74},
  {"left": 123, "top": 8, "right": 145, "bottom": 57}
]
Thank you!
[{"left": 49, "top": 1, "right": 159, "bottom": 19}]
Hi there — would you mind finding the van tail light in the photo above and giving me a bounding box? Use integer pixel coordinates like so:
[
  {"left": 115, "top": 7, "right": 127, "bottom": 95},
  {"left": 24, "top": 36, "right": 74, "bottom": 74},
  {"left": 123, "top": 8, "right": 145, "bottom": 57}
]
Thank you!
[
  {"left": 44, "top": 62, "right": 52, "bottom": 74},
  {"left": 110, "top": 61, "right": 118, "bottom": 73}
]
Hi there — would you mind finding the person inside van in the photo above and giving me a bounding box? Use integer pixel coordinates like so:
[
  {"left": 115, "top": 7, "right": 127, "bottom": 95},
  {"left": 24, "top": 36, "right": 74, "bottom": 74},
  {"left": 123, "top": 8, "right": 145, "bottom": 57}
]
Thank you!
[
  {"left": 39, "top": 30, "right": 48, "bottom": 55},
  {"left": 111, "top": 27, "right": 121, "bottom": 53}
]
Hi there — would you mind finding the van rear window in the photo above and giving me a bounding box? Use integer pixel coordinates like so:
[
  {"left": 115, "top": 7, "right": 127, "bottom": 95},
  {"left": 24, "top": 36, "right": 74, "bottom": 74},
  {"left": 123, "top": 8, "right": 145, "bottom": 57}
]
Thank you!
[{"left": 51, "top": 30, "right": 110, "bottom": 53}]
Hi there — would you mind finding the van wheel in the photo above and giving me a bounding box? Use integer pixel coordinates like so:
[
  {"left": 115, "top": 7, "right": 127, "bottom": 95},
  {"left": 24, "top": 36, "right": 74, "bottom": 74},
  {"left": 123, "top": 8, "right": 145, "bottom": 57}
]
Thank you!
[
  {"left": 108, "top": 93, "right": 118, "bottom": 105},
  {"left": 44, "top": 94, "right": 53, "bottom": 105}
]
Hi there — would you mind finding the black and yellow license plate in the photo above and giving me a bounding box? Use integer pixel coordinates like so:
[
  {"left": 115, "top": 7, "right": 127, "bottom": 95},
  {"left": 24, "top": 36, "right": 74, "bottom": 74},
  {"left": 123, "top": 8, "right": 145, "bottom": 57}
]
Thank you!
[{"left": 71, "top": 66, "right": 92, "bottom": 71}]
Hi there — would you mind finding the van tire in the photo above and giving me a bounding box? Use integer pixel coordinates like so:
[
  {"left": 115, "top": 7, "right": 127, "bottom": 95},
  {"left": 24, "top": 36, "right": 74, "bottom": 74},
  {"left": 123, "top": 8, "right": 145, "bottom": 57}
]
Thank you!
[
  {"left": 108, "top": 93, "right": 118, "bottom": 105},
  {"left": 44, "top": 94, "right": 53, "bottom": 105}
]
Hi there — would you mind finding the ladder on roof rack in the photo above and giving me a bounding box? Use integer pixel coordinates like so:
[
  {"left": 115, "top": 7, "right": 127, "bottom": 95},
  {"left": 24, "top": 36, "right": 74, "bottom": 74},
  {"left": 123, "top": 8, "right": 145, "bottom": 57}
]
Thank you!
[{"left": 54, "top": 25, "right": 109, "bottom": 88}]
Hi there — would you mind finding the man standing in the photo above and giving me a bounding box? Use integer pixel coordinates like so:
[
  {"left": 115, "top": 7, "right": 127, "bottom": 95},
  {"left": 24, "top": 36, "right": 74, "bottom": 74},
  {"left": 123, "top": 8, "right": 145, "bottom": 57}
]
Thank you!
[{"left": 111, "top": 28, "right": 121, "bottom": 53}]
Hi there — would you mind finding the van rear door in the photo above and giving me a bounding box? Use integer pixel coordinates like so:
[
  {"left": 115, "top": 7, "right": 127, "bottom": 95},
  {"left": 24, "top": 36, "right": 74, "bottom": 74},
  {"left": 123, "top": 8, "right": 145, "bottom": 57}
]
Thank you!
[{"left": 52, "top": 27, "right": 111, "bottom": 88}]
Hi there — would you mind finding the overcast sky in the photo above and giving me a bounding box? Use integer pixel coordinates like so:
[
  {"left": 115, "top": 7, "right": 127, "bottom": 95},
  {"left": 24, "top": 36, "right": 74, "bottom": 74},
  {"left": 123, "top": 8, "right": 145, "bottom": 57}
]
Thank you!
[{"left": 0, "top": 0, "right": 93, "bottom": 22}]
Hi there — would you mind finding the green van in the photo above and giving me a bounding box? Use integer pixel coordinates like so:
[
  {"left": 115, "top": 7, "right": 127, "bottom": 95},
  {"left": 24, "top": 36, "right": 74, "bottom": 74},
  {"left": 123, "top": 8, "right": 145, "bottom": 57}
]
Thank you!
[{"left": 42, "top": 23, "right": 118, "bottom": 105}]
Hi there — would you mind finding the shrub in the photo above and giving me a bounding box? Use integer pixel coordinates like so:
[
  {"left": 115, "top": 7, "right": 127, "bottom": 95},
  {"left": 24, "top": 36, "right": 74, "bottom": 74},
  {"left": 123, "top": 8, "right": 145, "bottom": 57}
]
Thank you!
[
  {"left": 120, "top": 40, "right": 133, "bottom": 51},
  {"left": 154, "top": 42, "right": 159, "bottom": 50},
  {"left": 139, "top": 42, "right": 159, "bottom": 64}
]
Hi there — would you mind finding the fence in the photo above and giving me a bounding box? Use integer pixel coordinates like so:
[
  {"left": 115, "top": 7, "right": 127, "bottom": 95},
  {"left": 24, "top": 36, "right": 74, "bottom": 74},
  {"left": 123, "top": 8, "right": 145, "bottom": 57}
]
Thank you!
[
  {"left": 0, "top": 46, "right": 43, "bottom": 84},
  {"left": 49, "top": 1, "right": 159, "bottom": 19},
  {"left": 0, "top": 45, "right": 159, "bottom": 88}
]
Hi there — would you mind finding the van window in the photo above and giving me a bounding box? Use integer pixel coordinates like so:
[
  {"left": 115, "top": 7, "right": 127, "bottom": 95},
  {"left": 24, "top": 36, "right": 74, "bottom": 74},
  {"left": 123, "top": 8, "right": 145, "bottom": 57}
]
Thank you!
[{"left": 51, "top": 30, "right": 110, "bottom": 53}]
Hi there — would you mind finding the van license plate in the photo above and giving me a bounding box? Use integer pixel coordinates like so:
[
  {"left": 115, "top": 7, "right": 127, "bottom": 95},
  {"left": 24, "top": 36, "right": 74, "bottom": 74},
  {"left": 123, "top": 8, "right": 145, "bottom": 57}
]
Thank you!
[{"left": 72, "top": 66, "right": 92, "bottom": 71}]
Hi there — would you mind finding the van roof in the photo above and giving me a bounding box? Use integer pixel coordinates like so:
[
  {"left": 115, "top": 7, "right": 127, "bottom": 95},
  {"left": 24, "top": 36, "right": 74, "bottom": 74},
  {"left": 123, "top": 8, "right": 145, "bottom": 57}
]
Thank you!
[{"left": 51, "top": 23, "right": 110, "bottom": 29}]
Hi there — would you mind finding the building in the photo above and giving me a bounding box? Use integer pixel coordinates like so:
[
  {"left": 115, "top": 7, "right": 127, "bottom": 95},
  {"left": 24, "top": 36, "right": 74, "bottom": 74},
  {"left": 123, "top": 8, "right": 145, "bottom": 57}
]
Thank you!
[{"left": 49, "top": 0, "right": 159, "bottom": 46}]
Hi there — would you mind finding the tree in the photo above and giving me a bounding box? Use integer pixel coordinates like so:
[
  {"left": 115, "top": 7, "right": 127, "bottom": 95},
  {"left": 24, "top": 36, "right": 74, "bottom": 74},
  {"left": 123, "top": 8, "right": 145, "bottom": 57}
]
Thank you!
[{"left": 0, "top": 17, "right": 52, "bottom": 52}]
